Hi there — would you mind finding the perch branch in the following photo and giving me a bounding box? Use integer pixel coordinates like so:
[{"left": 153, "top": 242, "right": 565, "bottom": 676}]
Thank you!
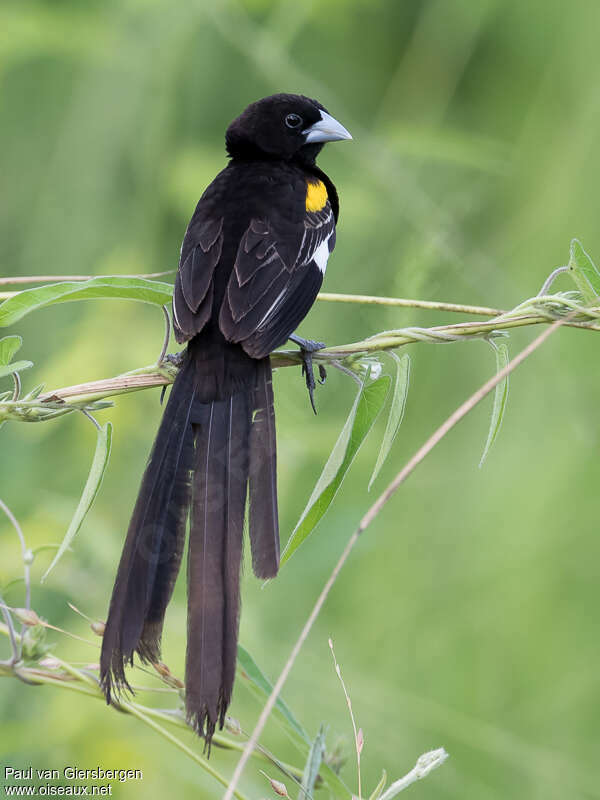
[{"left": 0, "top": 291, "right": 596, "bottom": 422}]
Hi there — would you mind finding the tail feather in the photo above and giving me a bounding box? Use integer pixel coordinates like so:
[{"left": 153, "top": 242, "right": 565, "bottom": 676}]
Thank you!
[
  {"left": 248, "top": 360, "right": 280, "bottom": 579},
  {"left": 101, "top": 342, "right": 279, "bottom": 753},
  {"left": 222, "top": 393, "right": 251, "bottom": 716},
  {"left": 185, "top": 394, "right": 250, "bottom": 746},
  {"left": 100, "top": 360, "right": 195, "bottom": 697}
]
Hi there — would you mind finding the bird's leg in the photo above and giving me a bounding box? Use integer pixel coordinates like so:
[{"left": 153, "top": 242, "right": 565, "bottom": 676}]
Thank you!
[{"left": 289, "top": 334, "right": 327, "bottom": 414}]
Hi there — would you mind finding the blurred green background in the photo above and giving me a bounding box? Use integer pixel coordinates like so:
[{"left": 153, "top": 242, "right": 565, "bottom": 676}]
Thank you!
[{"left": 2, "top": 0, "right": 600, "bottom": 797}]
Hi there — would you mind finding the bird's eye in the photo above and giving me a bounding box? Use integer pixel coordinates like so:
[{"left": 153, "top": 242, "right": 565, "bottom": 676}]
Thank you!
[{"left": 285, "top": 113, "right": 303, "bottom": 129}]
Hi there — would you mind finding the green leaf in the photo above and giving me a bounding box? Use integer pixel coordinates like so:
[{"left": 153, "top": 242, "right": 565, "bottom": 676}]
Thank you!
[
  {"left": 568, "top": 238, "right": 600, "bottom": 303},
  {"left": 281, "top": 374, "right": 391, "bottom": 567},
  {"left": 0, "top": 335, "right": 22, "bottom": 365},
  {"left": 237, "top": 644, "right": 308, "bottom": 745},
  {"left": 0, "top": 360, "right": 33, "bottom": 380},
  {"left": 479, "top": 340, "right": 509, "bottom": 468},
  {"left": 0, "top": 277, "right": 173, "bottom": 328},
  {"left": 369, "top": 353, "right": 410, "bottom": 489},
  {"left": 0, "top": 335, "right": 32, "bottom": 379},
  {"left": 300, "top": 724, "right": 326, "bottom": 798},
  {"left": 41, "top": 422, "right": 112, "bottom": 582},
  {"left": 368, "top": 770, "right": 387, "bottom": 800}
]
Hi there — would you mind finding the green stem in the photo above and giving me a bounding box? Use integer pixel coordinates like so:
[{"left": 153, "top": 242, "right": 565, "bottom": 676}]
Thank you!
[
  {"left": 0, "top": 272, "right": 175, "bottom": 286},
  {"left": 317, "top": 291, "right": 503, "bottom": 316}
]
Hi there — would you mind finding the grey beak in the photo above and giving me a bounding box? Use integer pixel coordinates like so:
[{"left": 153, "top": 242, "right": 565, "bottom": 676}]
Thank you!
[{"left": 303, "top": 110, "right": 353, "bottom": 144}]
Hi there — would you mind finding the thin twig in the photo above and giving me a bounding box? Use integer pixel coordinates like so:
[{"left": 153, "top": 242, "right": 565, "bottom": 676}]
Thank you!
[
  {"left": 81, "top": 410, "right": 101, "bottom": 431},
  {"left": 331, "top": 360, "right": 363, "bottom": 386},
  {"left": 329, "top": 639, "right": 362, "bottom": 800},
  {"left": 0, "top": 595, "right": 19, "bottom": 665},
  {"left": 223, "top": 316, "right": 566, "bottom": 800},
  {"left": 0, "top": 272, "right": 175, "bottom": 286},
  {"left": 317, "top": 291, "right": 503, "bottom": 316},
  {"left": 157, "top": 305, "right": 171, "bottom": 365},
  {"left": 0, "top": 499, "right": 30, "bottom": 622},
  {"left": 537, "top": 266, "right": 569, "bottom": 296}
]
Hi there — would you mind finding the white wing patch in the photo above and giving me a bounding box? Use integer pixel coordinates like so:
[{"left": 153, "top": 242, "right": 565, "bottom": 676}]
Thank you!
[
  {"left": 313, "top": 236, "right": 331, "bottom": 274},
  {"left": 256, "top": 286, "right": 288, "bottom": 331}
]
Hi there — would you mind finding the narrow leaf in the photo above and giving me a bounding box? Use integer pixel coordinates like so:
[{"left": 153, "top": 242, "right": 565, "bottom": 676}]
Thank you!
[
  {"left": 0, "top": 360, "right": 33, "bottom": 380},
  {"left": 0, "top": 276, "right": 173, "bottom": 328},
  {"left": 568, "top": 238, "right": 600, "bottom": 303},
  {"left": 41, "top": 422, "right": 112, "bottom": 582},
  {"left": 0, "top": 335, "right": 22, "bottom": 365},
  {"left": 369, "top": 352, "right": 410, "bottom": 489},
  {"left": 300, "top": 724, "right": 326, "bottom": 798},
  {"left": 237, "top": 644, "right": 308, "bottom": 745},
  {"left": 479, "top": 340, "right": 509, "bottom": 468},
  {"left": 23, "top": 384, "right": 45, "bottom": 400},
  {"left": 368, "top": 770, "right": 387, "bottom": 800},
  {"left": 281, "top": 374, "right": 391, "bottom": 567}
]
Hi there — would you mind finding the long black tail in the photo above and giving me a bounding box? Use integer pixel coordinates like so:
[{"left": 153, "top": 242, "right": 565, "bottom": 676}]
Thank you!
[{"left": 100, "top": 344, "right": 279, "bottom": 749}]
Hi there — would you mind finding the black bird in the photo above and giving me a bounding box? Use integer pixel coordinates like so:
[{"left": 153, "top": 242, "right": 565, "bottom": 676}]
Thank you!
[{"left": 100, "top": 94, "right": 351, "bottom": 748}]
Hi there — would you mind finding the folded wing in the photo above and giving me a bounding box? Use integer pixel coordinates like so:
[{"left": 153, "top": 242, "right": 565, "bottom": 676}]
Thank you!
[{"left": 219, "top": 203, "right": 335, "bottom": 358}]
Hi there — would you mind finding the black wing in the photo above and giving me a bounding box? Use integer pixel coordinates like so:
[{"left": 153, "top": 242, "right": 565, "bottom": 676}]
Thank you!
[
  {"left": 172, "top": 218, "right": 223, "bottom": 344},
  {"left": 219, "top": 202, "right": 335, "bottom": 358}
]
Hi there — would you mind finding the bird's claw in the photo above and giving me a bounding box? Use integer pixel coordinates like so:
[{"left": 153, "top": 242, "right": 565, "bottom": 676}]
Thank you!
[
  {"left": 289, "top": 336, "right": 326, "bottom": 414},
  {"left": 165, "top": 351, "right": 186, "bottom": 368}
]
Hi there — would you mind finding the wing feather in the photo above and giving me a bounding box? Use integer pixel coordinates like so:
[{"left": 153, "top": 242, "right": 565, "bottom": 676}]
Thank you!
[
  {"left": 219, "top": 202, "right": 335, "bottom": 356},
  {"left": 173, "top": 218, "right": 223, "bottom": 344}
]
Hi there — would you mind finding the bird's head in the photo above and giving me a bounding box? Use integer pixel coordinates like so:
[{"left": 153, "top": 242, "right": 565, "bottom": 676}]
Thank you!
[{"left": 225, "top": 93, "right": 352, "bottom": 164}]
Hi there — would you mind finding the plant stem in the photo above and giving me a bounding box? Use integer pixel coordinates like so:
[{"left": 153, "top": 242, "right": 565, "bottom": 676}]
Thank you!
[
  {"left": 222, "top": 316, "right": 566, "bottom": 800},
  {"left": 317, "top": 291, "right": 503, "bottom": 316},
  {"left": 378, "top": 749, "right": 448, "bottom": 799},
  {"left": 0, "top": 499, "right": 30, "bottom": 653},
  {"left": 10, "top": 308, "right": 595, "bottom": 410},
  {"left": 0, "top": 272, "right": 175, "bottom": 286},
  {"left": 0, "top": 595, "right": 18, "bottom": 666}
]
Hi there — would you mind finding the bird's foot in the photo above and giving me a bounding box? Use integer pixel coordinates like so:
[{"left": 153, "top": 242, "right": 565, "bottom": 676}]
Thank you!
[
  {"left": 159, "top": 351, "right": 186, "bottom": 405},
  {"left": 165, "top": 350, "right": 186, "bottom": 368},
  {"left": 289, "top": 334, "right": 327, "bottom": 414}
]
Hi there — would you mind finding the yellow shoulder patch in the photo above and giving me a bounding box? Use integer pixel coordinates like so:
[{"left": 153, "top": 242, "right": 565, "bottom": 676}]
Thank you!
[{"left": 305, "top": 179, "right": 328, "bottom": 212}]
